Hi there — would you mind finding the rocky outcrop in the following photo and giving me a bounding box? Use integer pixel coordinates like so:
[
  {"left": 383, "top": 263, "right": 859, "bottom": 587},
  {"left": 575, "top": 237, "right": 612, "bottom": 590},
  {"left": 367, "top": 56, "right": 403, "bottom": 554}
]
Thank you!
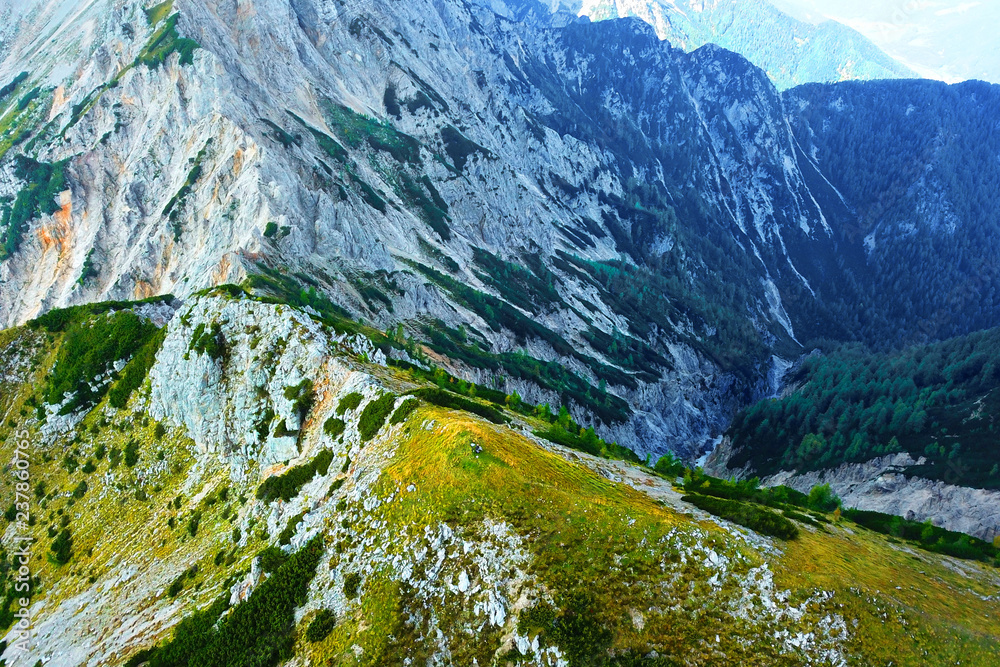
[{"left": 764, "top": 454, "right": 1000, "bottom": 542}]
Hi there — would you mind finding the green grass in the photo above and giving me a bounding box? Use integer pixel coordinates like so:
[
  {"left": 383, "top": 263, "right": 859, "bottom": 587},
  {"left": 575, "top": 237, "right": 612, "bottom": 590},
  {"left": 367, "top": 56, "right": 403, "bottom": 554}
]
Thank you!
[{"left": 144, "top": 0, "right": 174, "bottom": 26}]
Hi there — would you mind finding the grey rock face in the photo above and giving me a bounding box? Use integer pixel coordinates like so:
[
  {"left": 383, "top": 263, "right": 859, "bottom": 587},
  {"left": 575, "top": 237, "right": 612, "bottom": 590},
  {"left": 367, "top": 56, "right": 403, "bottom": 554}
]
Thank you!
[
  {"left": 764, "top": 454, "right": 1000, "bottom": 542},
  {"left": 0, "top": 0, "right": 847, "bottom": 459}
]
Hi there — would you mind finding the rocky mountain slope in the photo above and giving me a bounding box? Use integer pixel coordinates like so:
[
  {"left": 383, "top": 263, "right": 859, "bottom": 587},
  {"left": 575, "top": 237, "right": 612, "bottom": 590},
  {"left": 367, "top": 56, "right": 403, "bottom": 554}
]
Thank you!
[
  {"left": 0, "top": 0, "right": 856, "bottom": 461},
  {"left": 0, "top": 292, "right": 998, "bottom": 666},
  {"left": 0, "top": 0, "right": 998, "bottom": 590},
  {"left": 526, "top": 0, "right": 916, "bottom": 90}
]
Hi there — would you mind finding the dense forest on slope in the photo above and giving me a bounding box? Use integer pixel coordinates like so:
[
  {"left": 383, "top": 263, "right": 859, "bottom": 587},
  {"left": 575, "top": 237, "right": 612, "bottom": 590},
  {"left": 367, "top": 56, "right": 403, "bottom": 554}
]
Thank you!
[
  {"left": 725, "top": 328, "right": 1000, "bottom": 489},
  {"left": 785, "top": 80, "right": 1000, "bottom": 348}
]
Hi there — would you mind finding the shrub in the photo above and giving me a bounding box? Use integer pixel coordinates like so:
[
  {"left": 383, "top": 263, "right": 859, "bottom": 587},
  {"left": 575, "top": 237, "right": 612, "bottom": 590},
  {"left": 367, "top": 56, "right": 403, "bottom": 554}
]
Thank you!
[
  {"left": 410, "top": 388, "right": 504, "bottom": 424},
  {"left": 682, "top": 494, "right": 799, "bottom": 540},
  {"left": 336, "top": 392, "right": 363, "bottom": 415},
  {"left": 343, "top": 572, "right": 361, "bottom": 599},
  {"left": 71, "top": 481, "right": 88, "bottom": 499},
  {"left": 653, "top": 452, "right": 685, "bottom": 478},
  {"left": 278, "top": 512, "right": 306, "bottom": 545},
  {"left": 358, "top": 393, "right": 396, "bottom": 441},
  {"left": 108, "top": 327, "right": 167, "bottom": 408},
  {"left": 323, "top": 417, "right": 345, "bottom": 439},
  {"left": 140, "top": 537, "right": 323, "bottom": 667},
  {"left": 389, "top": 398, "right": 419, "bottom": 425},
  {"left": 283, "top": 379, "right": 315, "bottom": 422},
  {"left": 187, "top": 511, "right": 202, "bottom": 537},
  {"left": 807, "top": 484, "right": 841, "bottom": 512},
  {"left": 124, "top": 439, "right": 140, "bottom": 467},
  {"left": 190, "top": 321, "right": 227, "bottom": 361},
  {"left": 44, "top": 310, "right": 157, "bottom": 413},
  {"left": 305, "top": 609, "right": 337, "bottom": 642},
  {"left": 50, "top": 529, "right": 72, "bottom": 564},
  {"left": 256, "top": 449, "right": 336, "bottom": 502},
  {"left": 258, "top": 546, "right": 288, "bottom": 573}
]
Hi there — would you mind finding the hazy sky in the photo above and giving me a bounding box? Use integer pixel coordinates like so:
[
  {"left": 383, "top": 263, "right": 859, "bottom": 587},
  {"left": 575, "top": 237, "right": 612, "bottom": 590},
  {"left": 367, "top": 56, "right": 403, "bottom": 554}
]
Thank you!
[{"left": 770, "top": 0, "right": 1000, "bottom": 84}]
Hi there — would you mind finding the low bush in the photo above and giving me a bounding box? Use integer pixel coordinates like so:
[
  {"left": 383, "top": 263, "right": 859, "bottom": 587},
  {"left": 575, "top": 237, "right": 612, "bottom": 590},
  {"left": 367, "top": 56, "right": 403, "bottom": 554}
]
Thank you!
[
  {"left": 323, "top": 417, "right": 345, "bottom": 439},
  {"left": 410, "top": 388, "right": 504, "bottom": 424},
  {"left": 139, "top": 537, "right": 323, "bottom": 667},
  {"left": 682, "top": 494, "right": 799, "bottom": 540},
  {"left": 336, "top": 392, "right": 363, "bottom": 415},
  {"left": 844, "top": 508, "right": 999, "bottom": 563},
  {"left": 256, "top": 449, "right": 336, "bottom": 503},
  {"left": 343, "top": 572, "right": 361, "bottom": 599},
  {"left": 389, "top": 398, "right": 419, "bottom": 425},
  {"left": 358, "top": 393, "right": 397, "bottom": 441},
  {"left": 305, "top": 609, "right": 337, "bottom": 643}
]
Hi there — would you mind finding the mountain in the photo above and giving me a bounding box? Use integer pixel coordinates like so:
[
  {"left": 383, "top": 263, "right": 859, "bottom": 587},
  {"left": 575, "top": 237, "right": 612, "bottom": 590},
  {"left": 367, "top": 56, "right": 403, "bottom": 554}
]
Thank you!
[
  {"left": 0, "top": 292, "right": 998, "bottom": 665},
  {"left": 537, "top": 0, "right": 917, "bottom": 90},
  {"left": 1, "top": 0, "right": 1000, "bottom": 662},
  {"left": 0, "top": 0, "right": 855, "bottom": 461},
  {"left": 772, "top": 0, "right": 1000, "bottom": 85}
]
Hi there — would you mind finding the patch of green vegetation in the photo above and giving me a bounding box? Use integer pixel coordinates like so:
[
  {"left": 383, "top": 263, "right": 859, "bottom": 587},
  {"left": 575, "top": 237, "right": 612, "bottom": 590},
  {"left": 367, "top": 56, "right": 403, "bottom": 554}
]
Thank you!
[
  {"left": 189, "top": 321, "right": 227, "bottom": 362},
  {"left": 162, "top": 140, "right": 211, "bottom": 240},
  {"left": 681, "top": 494, "right": 799, "bottom": 540},
  {"left": 409, "top": 261, "right": 632, "bottom": 423},
  {"left": 108, "top": 326, "right": 166, "bottom": 408},
  {"left": 0, "top": 72, "right": 28, "bottom": 101},
  {"left": 77, "top": 248, "right": 99, "bottom": 285},
  {"left": 49, "top": 528, "right": 72, "bottom": 565},
  {"left": 124, "top": 439, "right": 140, "bottom": 467},
  {"left": 323, "top": 102, "right": 420, "bottom": 164},
  {"left": 305, "top": 608, "right": 337, "bottom": 642},
  {"left": 348, "top": 272, "right": 398, "bottom": 314},
  {"left": 358, "top": 393, "right": 397, "bottom": 441},
  {"left": 728, "top": 328, "right": 1000, "bottom": 488},
  {"left": 844, "top": 509, "right": 999, "bottom": 565},
  {"left": 256, "top": 450, "right": 335, "bottom": 503},
  {"left": 258, "top": 546, "right": 288, "bottom": 573},
  {"left": 283, "top": 379, "right": 315, "bottom": 423},
  {"left": 417, "top": 236, "right": 459, "bottom": 272},
  {"left": 533, "top": 403, "right": 638, "bottom": 462},
  {"left": 343, "top": 572, "right": 361, "bottom": 599},
  {"left": 553, "top": 252, "right": 766, "bottom": 384},
  {"left": 1, "top": 156, "right": 69, "bottom": 260},
  {"left": 136, "top": 537, "right": 323, "bottom": 667},
  {"left": 144, "top": 0, "right": 174, "bottom": 26},
  {"left": 286, "top": 111, "right": 349, "bottom": 163},
  {"left": 261, "top": 118, "right": 301, "bottom": 147},
  {"left": 278, "top": 511, "right": 306, "bottom": 545},
  {"left": 395, "top": 172, "right": 450, "bottom": 241},
  {"left": 323, "top": 417, "right": 345, "bottom": 440},
  {"left": 43, "top": 310, "right": 158, "bottom": 414},
  {"left": 389, "top": 398, "right": 419, "bottom": 426},
  {"left": 471, "top": 247, "right": 563, "bottom": 314},
  {"left": 516, "top": 593, "right": 612, "bottom": 666},
  {"left": 263, "top": 221, "right": 279, "bottom": 238},
  {"left": 336, "top": 392, "right": 363, "bottom": 416},
  {"left": 138, "top": 12, "right": 199, "bottom": 69},
  {"left": 409, "top": 388, "right": 503, "bottom": 425}
]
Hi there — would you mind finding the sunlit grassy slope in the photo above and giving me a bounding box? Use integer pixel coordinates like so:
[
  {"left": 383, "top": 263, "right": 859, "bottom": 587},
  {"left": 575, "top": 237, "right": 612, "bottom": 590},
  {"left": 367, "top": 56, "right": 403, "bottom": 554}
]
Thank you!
[{"left": 0, "top": 297, "right": 998, "bottom": 666}]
